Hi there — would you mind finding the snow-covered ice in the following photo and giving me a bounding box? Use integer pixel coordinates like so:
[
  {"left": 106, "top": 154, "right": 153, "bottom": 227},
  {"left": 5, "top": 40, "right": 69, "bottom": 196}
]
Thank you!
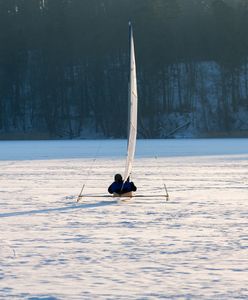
[{"left": 0, "top": 139, "right": 247, "bottom": 299}]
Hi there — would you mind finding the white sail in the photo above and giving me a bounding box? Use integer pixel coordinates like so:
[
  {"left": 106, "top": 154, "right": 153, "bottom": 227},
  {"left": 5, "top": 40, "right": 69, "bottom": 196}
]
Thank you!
[{"left": 123, "top": 23, "right": 138, "bottom": 183}]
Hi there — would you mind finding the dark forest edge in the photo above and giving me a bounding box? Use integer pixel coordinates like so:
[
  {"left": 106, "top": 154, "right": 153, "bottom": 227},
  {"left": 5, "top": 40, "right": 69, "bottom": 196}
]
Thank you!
[{"left": 0, "top": 0, "right": 248, "bottom": 139}]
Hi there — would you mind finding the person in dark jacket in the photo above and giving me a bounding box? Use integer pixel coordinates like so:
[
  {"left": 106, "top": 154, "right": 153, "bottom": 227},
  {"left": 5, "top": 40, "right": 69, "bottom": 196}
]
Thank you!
[{"left": 108, "top": 174, "right": 137, "bottom": 195}]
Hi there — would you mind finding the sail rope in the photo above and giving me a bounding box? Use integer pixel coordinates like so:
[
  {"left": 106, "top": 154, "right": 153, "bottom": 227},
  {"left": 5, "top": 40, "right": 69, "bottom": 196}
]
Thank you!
[
  {"left": 154, "top": 155, "right": 169, "bottom": 201},
  {"left": 76, "top": 142, "right": 102, "bottom": 202}
]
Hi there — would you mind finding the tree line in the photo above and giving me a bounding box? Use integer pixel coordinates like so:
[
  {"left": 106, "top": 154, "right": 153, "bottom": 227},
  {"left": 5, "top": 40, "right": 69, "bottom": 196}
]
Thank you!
[{"left": 0, "top": 0, "right": 248, "bottom": 138}]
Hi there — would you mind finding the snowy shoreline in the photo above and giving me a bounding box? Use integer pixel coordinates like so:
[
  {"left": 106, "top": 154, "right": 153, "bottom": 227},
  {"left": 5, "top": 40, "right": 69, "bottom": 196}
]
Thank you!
[{"left": 1, "top": 138, "right": 248, "bottom": 161}]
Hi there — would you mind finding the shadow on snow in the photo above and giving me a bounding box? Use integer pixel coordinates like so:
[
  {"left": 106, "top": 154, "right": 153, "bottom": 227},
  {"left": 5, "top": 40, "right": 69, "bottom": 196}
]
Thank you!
[{"left": 0, "top": 200, "right": 117, "bottom": 218}]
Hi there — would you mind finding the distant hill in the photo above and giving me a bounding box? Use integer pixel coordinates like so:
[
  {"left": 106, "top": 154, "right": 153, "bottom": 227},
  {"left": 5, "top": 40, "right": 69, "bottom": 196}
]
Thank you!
[{"left": 0, "top": 0, "right": 248, "bottom": 139}]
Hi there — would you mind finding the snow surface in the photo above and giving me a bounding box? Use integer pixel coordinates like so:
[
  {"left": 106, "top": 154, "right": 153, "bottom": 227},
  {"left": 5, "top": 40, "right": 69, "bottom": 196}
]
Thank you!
[{"left": 0, "top": 139, "right": 248, "bottom": 299}]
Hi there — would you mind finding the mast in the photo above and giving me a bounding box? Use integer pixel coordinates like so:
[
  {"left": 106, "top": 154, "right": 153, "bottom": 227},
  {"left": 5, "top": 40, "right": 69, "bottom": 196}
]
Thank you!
[{"left": 123, "top": 22, "right": 138, "bottom": 183}]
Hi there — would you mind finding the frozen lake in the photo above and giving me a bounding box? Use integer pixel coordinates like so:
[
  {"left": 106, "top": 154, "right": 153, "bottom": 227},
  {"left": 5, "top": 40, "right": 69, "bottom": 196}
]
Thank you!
[{"left": 0, "top": 139, "right": 248, "bottom": 299}]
